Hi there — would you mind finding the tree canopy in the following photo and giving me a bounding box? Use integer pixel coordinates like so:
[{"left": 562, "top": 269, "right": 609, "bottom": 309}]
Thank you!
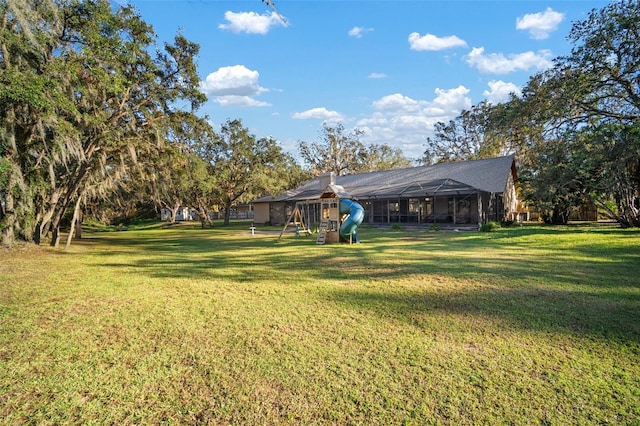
[
  {"left": 1, "top": 0, "right": 207, "bottom": 246},
  {"left": 299, "top": 122, "right": 412, "bottom": 176},
  {"left": 201, "top": 118, "right": 307, "bottom": 225},
  {"left": 421, "top": 102, "right": 511, "bottom": 165}
]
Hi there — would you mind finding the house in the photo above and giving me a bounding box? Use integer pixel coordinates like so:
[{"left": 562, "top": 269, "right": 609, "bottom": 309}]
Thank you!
[
  {"left": 253, "top": 155, "right": 522, "bottom": 228},
  {"left": 160, "top": 207, "right": 195, "bottom": 222},
  {"left": 160, "top": 205, "right": 254, "bottom": 222}
]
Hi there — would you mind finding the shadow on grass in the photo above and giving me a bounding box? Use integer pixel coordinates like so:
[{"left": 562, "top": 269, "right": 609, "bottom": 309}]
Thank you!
[
  {"left": 82, "top": 225, "right": 640, "bottom": 288},
  {"left": 80, "top": 225, "right": 640, "bottom": 341},
  {"left": 319, "top": 285, "right": 640, "bottom": 344}
]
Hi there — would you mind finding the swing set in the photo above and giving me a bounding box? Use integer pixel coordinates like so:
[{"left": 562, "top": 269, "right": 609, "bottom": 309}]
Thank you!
[{"left": 277, "top": 201, "right": 320, "bottom": 240}]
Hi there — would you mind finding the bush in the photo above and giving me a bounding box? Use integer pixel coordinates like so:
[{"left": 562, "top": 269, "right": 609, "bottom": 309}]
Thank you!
[
  {"left": 480, "top": 221, "right": 501, "bottom": 232},
  {"left": 390, "top": 223, "right": 404, "bottom": 230},
  {"left": 428, "top": 224, "right": 442, "bottom": 231}
]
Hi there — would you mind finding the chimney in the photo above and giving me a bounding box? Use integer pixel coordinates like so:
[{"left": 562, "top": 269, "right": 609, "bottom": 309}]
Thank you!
[{"left": 319, "top": 172, "right": 336, "bottom": 191}]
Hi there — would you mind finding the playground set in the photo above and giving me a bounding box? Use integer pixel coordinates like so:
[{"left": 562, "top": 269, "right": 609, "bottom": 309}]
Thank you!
[{"left": 278, "top": 183, "right": 365, "bottom": 244}]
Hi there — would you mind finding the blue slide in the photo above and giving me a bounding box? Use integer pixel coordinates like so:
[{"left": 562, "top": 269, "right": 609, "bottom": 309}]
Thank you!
[{"left": 339, "top": 199, "right": 365, "bottom": 243}]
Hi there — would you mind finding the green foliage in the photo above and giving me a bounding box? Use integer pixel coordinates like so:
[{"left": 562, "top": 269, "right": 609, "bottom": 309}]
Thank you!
[
  {"left": 202, "top": 118, "right": 301, "bottom": 225},
  {"left": 359, "top": 143, "right": 413, "bottom": 172},
  {"left": 422, "top": 102, "right": 508, "bottom": 165},
  {"left": 0, "top": 0, "right": 210, "bottom": 246},
  {"left": 509, "top": 0, "right": 640, "bottom": 227},
  {"left": 390, "top": 223, "right": 403, "bottom": 230},
  {"left": 0, "top": 156, "right": 8, "bottom": 189},
  {"left": 416, "top": 1, "right": 640, "bottom": 228},
  {"left": 480, "top": 221, "right": 501, "bottom": 232},
  {"left": 428, "top": 224, "right": 441, "bottom": 231},
  {"left": 299, "top": 122, "right": 366, "bottom": 176},
  {"left": 0, "top": 70, "right": 54, "bottom": 110},
  {"left": 299, "top": 122, "right": 412, "bottom": 176}
]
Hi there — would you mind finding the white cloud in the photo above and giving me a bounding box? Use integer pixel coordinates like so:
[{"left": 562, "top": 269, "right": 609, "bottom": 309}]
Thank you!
[
  {"left": 200, "top": 65, "right": 270, "bottom": 106},
  {"left": 218, "top": 11, "right": 285, "bottom": 34},
  {"left": 371, "top": 87, "right": 471, "bottom": 120},
  {"left": 465, "top": 47, "right": 553, "bottom": 74},
  {"left": 348, "top": 26, "right": 373, "bottom": 38},
  {"left": 357, "top": 112, "right": 388, "bottom": 128},
  {"left": 408, "top": 32, "right": 467, "bottom": 51},
  {"left": 368, "top": 72, "right": 388, "bottom": 79},
  {"left": 291, "top": 107, "right": 344, "bottom": 122},
  {"left": 516, "top": 7, "right": 565, "bottom": 40},
  {"left": 214, "top": 96, "right": 271, "bottom": 107},
  {"left": 483, "top": 80, "right": 521, "bottom": 104},
  {"left": 432, "top": 86, "right": 471, "bottom": 111},
  {"left": 373, "top": 93, "right": 422, "bottom": 113},
  {"left": 357, "top": 86, "right": 472, "bottom": 160}
]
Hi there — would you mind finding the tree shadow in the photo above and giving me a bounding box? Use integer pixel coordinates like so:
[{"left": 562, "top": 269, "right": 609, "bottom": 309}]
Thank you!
[
  {"left": 76, "top": 226, "right": 640, "bottom": 342},
  {"left": 320, "top": 285, "right": 640, "bottom": 344},
  {"left": 79, "top": 226, "right": 640, "bottom": 288}
]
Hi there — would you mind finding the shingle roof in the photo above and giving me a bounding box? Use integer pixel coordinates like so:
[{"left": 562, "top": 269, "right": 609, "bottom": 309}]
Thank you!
[{"left": 254, "top": 155, "right": 515, "bottom": 203}]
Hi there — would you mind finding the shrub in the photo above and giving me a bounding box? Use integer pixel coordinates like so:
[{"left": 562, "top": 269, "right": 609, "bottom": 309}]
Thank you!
[
  {"left": 428, "top": 224, "right": 442, "bottom": 231},
  {"left": 390, "top": 223, "right": 404, "bottom": 230},
  {"left": 480, "top": 221, "right": 501, "bottom": 232}
]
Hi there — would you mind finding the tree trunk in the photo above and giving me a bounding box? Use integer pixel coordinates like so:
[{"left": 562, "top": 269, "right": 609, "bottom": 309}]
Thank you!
[
  {"left": 75, "top": 209, "right": 83, "bottom": 239},
  {"left": 51, "top": 225, "right": 61, "bottom": 248},
  {"left": 1, "top": 178, "right": 15, "bottom": 247},
  {"left": 197, "top": 207, "right": 208, "bottom": 228},
  {"left": 65, "top": 196, "right": 82, "bottom": 250},
  {"left": 49, "top": 163, "right": 91, "bottom": 247},
  {"left": 619, "top": 190, "right": 640, "bottom": 228},
  {"left": 33, "top": 224, "right": 41, "bottom": 245},
  {"left": 196, "top": 201, "right": 214, "bottom": 228},
  {"left": 170, "top": 203, "right": 179, "bottom": 222},
  {"left": 551, "top": 204, "right": 570, "bottom": 225},
  {"left": 38, "top": 189, "right": 63, "bottom": 244},
  {"left": 224, "top": 203, "right": 231, "bottom": 225}
]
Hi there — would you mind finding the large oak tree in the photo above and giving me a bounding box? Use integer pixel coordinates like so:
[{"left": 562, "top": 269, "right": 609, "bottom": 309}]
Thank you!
[
  {"left": 299, "top": 122, "right": 412, "bottom": 176},
  {"left": 1, "top": 0, "right": 205, "bottom": 246},
  {"left": 202, "top": 118, "right": 305, "bottom": 225}
]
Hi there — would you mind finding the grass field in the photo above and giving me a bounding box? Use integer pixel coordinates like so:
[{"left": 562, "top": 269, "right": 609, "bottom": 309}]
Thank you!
[{"left": 1, "top": 221, "right": 639, "bottom": 424}]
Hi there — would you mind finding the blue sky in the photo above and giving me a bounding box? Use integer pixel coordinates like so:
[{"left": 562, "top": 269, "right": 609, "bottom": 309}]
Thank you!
[{"left": 120, "top": 0, "right": 609, "bottom": 162}]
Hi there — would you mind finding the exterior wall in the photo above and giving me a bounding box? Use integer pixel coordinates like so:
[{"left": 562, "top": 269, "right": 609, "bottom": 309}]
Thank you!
[
  {"left": 503, "top": 172, "right": 518, "bottom": 217},
  {"left": 160, "top": 207, "right": 193, "bottom": 221},
  {"left": 180, "top": 208, "right": 195, "bottom": 221},
  {"left": 254, "top": 157, "right": 523, "bottom": 228},
  {"left": 479, "top": 193, "right": 508, "bottom": 223},
  {"left": 269, "top": 202, "right": 288, "bottom": 225},
  {"left": 257, "top": 163, "right": 522, "bottom": 227},
  {"left": 253, "top": 202, "right": 270, "bottom": 224}
]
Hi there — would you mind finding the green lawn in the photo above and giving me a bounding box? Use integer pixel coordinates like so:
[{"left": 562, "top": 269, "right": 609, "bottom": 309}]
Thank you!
[{"left": 1, "top": 222, "right": 639, "bottom": 424}]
